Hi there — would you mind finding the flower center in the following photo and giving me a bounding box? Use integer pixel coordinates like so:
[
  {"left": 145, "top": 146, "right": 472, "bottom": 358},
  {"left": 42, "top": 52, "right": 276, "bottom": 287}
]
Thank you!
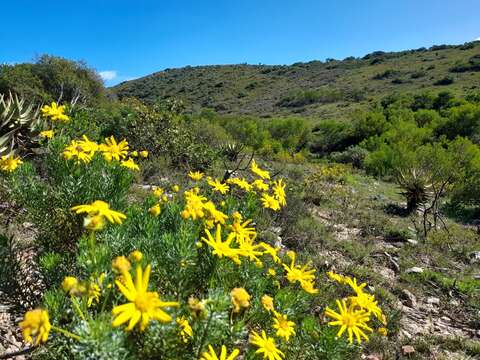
[{"left": 135, "top": 293, "right": 150, "bottom": 312}]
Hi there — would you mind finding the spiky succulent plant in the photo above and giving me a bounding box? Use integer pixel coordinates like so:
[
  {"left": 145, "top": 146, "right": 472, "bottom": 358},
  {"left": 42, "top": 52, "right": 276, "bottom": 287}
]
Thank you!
[
  {"left": 396, "top": 167, "right": 432, "bottom": 213},
  {"left": 0, "top": 92, "right": 41, "bottom": 155}
]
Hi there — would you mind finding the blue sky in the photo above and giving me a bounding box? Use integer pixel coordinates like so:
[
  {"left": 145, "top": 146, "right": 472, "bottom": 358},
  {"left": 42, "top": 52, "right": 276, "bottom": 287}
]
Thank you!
[{"left": 1, "top": 0, "right": 479, "bottom": 86}]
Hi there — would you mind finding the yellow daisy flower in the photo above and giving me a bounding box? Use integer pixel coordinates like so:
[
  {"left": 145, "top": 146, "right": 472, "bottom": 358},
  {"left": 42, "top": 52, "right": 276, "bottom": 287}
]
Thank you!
[
  {"left": 71, "top": 200, "right": 126, "bottom": 225},
  {"left": 324, "top": 299, "right": 373, "bottom": 344},
  {"left": 200, "top": 345, "right": 240, "bottom": 360},
  {"left": 249, "top": 330, "right": 284, "bottom": 360},
  {"left": 112, "top": 264, "right": 179, "bottom": 331}
]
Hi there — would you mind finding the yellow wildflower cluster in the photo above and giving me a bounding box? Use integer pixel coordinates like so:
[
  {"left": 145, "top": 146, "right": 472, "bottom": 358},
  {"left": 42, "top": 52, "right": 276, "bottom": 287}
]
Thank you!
[
  {"left": 61, "top": 273, "right": 105, "bottom": 307},
  {"left": 0, "top": 153, "right": 23, "bottom": 172},
  {"left": 307, "top": 163, "right": 349, "bottom": 185},
  {"left": 15, "top": 144, "right": 387, "bottom": 358},
  {"left": 41, "top": 102, "right": 70, "bottom": 122},
  {"left": 325, "top": 271, "right": 387, "bottom": 344},
  {"left": 148, "top": 185, "right": 178, "bottom": 217},
  {"left": 62, "top": 135, "right": 147, "bottom": 168},
  {"left": 184, "top": 159, "right": 286, "bottom": 213}
]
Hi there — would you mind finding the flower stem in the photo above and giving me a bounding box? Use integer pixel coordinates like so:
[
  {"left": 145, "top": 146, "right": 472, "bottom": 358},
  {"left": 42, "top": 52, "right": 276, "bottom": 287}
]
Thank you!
[
  {"left": 70, "top": 296, "right": 86, "bottom": 321},
  {"left": 51, "top": 325, "right": 81, "bottom": 341}
]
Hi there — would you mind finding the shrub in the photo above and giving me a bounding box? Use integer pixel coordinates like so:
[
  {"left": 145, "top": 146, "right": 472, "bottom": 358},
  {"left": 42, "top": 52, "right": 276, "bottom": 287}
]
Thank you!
[
  {"left": 433, "top": 76, "right": 454, "bottom": 86},
  {"left": 310, "top": 120, "right": 355, "bottom": 154},
  {"left": 0, "top": 55, "right": 105, "bottom": 105}
]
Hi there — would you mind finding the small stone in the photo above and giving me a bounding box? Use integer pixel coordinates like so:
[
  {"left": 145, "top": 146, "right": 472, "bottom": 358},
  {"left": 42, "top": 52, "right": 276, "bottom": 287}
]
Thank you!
[
  {"left": 473, "top": 275, "right": 480, "bottom": 280},
  {"left": 469, "top": 251, "right": 480, "bottom": 264},
  {"left": 402, "top": 345, "right": 415, "bottom": 356},
  {"left": 407, "top": 239, "right": 418, "bottom": 245},
  {"left": 405, "top": 267, "right": 424, "bottom": 274},
  {"left": 400, "top": 289, "right": 417, "bottom": 308},
  {"left": 365, "top": 355, "right": 382, "bottom": 360},
  {"left": 426, "top": 297, "right": 440, "bottom": 305}
]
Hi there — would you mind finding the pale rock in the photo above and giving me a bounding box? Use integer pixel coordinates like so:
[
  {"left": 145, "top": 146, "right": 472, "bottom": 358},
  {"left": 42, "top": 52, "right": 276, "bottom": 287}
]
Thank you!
[
  {"left": 402, "top": 345, "right": 415, "bottom": 356},
  {"left": 405, "top": 267, "right": 424, "bottom": 274},
  {"left": 426, "top": 297, "right": 440, "bottom": 305}
]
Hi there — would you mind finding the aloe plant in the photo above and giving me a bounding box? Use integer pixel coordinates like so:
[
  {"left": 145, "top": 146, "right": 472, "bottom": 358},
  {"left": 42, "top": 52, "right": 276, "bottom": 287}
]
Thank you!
[
  {"left": 396, "top": 167, "right": 432, "bottom": 213},
  {"left": 0, "top": 92, "right": 41, "bottom": 155}
]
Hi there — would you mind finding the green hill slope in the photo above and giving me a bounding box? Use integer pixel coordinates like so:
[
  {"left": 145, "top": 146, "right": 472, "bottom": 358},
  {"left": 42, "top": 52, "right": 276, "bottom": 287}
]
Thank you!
[{"left": 112, "top": 42, "right": 480, "bottom": 119}]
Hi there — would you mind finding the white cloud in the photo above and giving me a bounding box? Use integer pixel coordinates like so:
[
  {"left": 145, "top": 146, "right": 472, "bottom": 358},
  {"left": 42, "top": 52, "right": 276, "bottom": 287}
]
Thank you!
[
  {"left": 475, "top": 37, "right": 480, "bottom": 41},
  {"left": 99, "top": 70, "right": 117, "bottom": 81}
]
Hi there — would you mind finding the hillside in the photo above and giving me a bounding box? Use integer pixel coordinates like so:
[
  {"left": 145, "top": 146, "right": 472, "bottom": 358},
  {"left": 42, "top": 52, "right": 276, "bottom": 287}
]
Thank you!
[{"left": 112, "top": 42, "right": 480, "bottom": 118}]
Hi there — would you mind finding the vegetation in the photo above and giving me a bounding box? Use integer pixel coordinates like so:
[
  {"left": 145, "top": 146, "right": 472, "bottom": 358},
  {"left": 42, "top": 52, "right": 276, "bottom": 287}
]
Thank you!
[
  {"left": 1, "top": 42, "right": 480, "bottom": 359},
  {"left": 112, "top": 42, "right": 480, "bottom": 118}
]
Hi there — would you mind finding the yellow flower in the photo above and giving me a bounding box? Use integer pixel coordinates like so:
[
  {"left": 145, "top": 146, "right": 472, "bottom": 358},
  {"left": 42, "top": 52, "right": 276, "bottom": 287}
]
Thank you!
[
  {"left": 39, "top": 130, "right": 54, "bottom": 139},
  {"left": 282, "top": 252, "right": 318, "bottom": 294},
  {"left": 131, "top": 151, "right": 139, "bottom": 157},
  {"left": 272, "top": 179, "right": 286, "bottom": 207},
  {"left": 83, "top": 215, "right": 106, "bottom": 231},
  {"left": 261, "top": 295, "right": 275, "bottom": 312},
  {"left": 349, "top": 292, "right": 384, "bottom": 322},
  {"left": 345, "top": 277, "right": 367, "bottom": 295},
  {"left": 61, "top": 276, "right": 78, "bottom": 293},
  {"left": 19, "top": 309, "right": 51, "bottom": 345},
  {"left": 71, "top": 200, "right": 126, "bottom": 224},
  {"left": 78, "top": 135, "right": 99, "bottom": 154},
  {"left": 249, "top": 330, "right": 284, "bottom": 360},
  {"left": 272, "top": 312, "right": 296, "bottom": 341},
  {"left": 162, "top": 195, "right": 169, "bottom": 202},
  {"left": 172, "top": 184, "right": 180, "bottom": 192},
  {"left": 63, "top": 140, "right": 93, "bottom": 164},
  {"left": 260, "top": 242, "right": 280, "bottom": 263},
  {"left": 325, "top": 299, "right": 373, "bottom": 344},
  {"left": 152, "top": 186, "right": 164, "bottom": 197},
  {"left": 200, "top": 345, "right": 240, "bottom": 360},
  {"left": 230, "top": 287, "right": 251, "bottom": 313},
  {"left": 0, "top": 154, "right": 23, "bottom": 172},
  {"left": 188, "top": 171, "right": 204, "bottom": 181},
  {"left": 188, "top": 297, "right": 207, "bottom": 319},
  {"left": 129, "top": 250, "right": 143, "bottom": 262},
  {"left": 112, "top": 256, "right": 132, "bottom": 273},
  {"left": 251, "top": 159, "right": 270, "bottom": 180},
  {"left": 176, "top": 316, "right": 193, "bottom": 343},
  {"left": 227, "top": 177, "right": 253, "bottom": 191},
  {"left": 239, "top": 241, "right": 264, "bottom": 265},
  {"left": 120, "top": 157, "right": 140, "bottom": 171},
  {"left": 112, "top": 264, "right": 179, "bottom": 331},
  {"left": 203, "top": 201, "right": 228, "bottom": 225},
  {"left": 140, "top": 150, "right": 149, "bottom": 158},
  {"left": 202, "top": 225, "right": 241, "bottom": 265},
  {"left": 326, "top": 271, "right": 348, "bottom": 284},
  {"left": 148, "top": 203, "right": 161, "bottom": 217},
  {"left": 207, "top": 178, "right": 230, "bottom": 194},
  {"left": 87, "top": 282, "right": 101, "bottom": 307},
  {"left": 41, "top": 102, "right": 69, "bottom": 122},
  {"left": 100, "top": 136, "right": 129, "bottom": 162},
  {"left": 252, "top": 179, "right": 269, "bottom": 191},
  {"left": 261, "top": 193, "right": 281, "bottom": 211},
  {"left": 267, "top": 268, "right": 276, "bottom": 277},
  {"left": 181, "top": 188, "right": 207, "bottom": 220},
  {"left": 229, "top": 213, "right": 256, "bottom": 244}
]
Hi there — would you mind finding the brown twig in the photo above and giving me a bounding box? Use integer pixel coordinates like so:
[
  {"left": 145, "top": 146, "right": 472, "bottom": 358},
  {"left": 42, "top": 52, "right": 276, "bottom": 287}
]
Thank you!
[{"left": 0, "top": 346, "right": 35, "bottom": 359}]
